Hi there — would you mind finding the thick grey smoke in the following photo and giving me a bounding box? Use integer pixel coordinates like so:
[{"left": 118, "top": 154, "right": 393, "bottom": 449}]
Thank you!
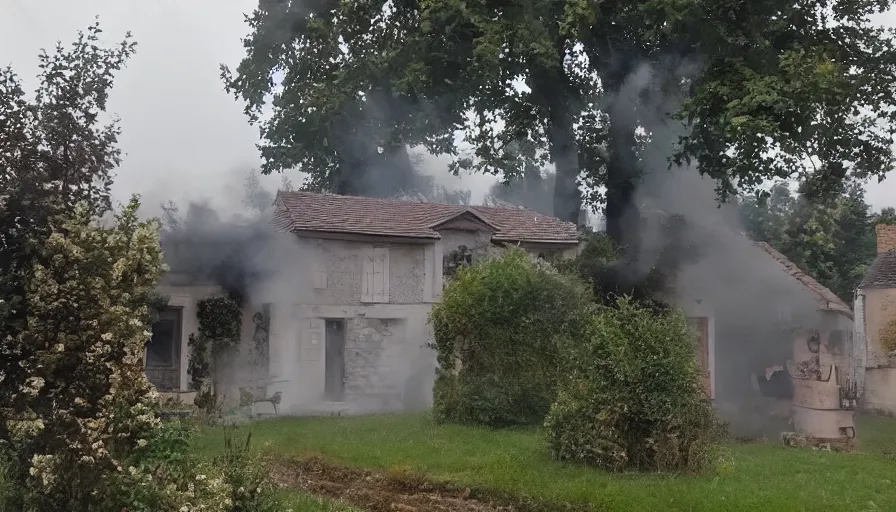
[{"left": 611, "top": 60, "right": 826, "bottom": 436}]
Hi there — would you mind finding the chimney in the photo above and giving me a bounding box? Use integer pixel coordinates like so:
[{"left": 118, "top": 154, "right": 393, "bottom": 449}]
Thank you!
[{"left": 876, "top": 224, "right": 896, "bottom": 254}]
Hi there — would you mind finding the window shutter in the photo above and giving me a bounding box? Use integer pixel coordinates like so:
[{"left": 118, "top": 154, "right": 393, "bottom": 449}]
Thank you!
[
  {"left": 373, "top": 249, "right": 389, "bottom": 302},
  {"left": 361, "top": 255, "right": 374, "bottom": 302}
]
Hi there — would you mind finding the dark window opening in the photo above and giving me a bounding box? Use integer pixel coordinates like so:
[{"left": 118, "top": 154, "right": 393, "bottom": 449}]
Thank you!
[
  {"left": 325, "top": 319, "right": 346, "bottom": 401},
  {"left": 147, "top": 307, "right": 182, "bottom": 368},
  {"left": 827, "top": 330, "right": 846, "bottom": 356},
  {"left": 443, "top": 245, "right": 473, "bottom": 278}
]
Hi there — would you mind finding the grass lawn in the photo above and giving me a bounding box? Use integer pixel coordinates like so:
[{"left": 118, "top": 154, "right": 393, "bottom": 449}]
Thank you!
[
  {"left": 279, "top": 490, "right": 363, "bottom": 511},
  {"left": 195, "top": 413, "right": 896, "bottom": 511}
]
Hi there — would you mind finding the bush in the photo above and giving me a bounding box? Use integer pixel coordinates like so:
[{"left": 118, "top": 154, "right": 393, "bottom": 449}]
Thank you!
[
  {"left": 2, "top": 199, "right": 167, "bottom": 511},
  {"left": 544, "top": 296, "right": 725, "bottom": 473},
  {"left": 0, "top": 443, "right": 21, "bottom": 510},
  {"left": 430, "top": 248, "right": 594, "bottom": 427},
  {"left": 102, "top": 422, "right": 280, "bottom": 512}
]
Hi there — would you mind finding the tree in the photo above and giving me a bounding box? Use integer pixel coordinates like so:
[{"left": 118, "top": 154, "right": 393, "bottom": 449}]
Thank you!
[
  {"left": 740, "top": 180, "right": 884, "bottom": 302},
  {"left": 484, "top": 165, "right": 554, "bottom": 215},
  {"left": 242, "top": 169, "right": 274, "bottom": 214},
  {"left": 873, "top": 207, "right": 896, "bottom": 227},
  {"left": 224, "top": 0, "right": 896, "bottom": 248},
  {"left": 0, "top": 20, "right": 137, "bottom": 443},
  {"left": 222, "top": 0, "right": 601, "bottom": 225}
]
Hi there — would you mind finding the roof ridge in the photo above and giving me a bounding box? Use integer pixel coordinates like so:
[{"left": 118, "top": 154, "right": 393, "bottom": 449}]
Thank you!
[{"left": 277, "top": 190, "right": 469, "bottom": 209}]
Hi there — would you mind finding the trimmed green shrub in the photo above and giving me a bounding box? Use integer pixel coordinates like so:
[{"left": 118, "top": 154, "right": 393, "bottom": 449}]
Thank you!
[
  {"left": 544, "top": 296, "right": 725, "bottom": 473},
  {"left": 430, "top": 248, "right": 594, "bottom": 427}
]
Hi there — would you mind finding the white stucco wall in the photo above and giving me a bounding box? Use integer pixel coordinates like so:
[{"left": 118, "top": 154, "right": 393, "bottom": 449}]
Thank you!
[
  {"left": 154, "top": 283, "right": 227, "bottom": 391},
  {"left": 153, "top": 231, "right": 579, "bottom": 408}
]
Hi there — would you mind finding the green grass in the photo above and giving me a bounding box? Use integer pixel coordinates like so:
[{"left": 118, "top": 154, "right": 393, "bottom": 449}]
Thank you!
[
  {"left": 195, "top": 413, "right": 896, "bottom": 512},
  {"left": 279, "top": 490, "right": 362, "bottom": 511}
]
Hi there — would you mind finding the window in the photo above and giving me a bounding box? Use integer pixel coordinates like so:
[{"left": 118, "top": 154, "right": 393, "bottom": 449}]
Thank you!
[
  {"left": 443, "top": 245, "right": 473, "bottom": 279},
  {"left": 361, "top": 248, "right": 389, "bottom": 302},
  {"left": 146, "top": 307, "right": 182, "bottom": 367}
]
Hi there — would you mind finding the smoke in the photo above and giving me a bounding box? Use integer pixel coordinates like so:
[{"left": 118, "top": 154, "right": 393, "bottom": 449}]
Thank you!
[
  {"left": 152, "top": 95, "right": 475, "bottom": 416},
  {"left": 609, "top": 58, "right": 829, "bottom": 436}
]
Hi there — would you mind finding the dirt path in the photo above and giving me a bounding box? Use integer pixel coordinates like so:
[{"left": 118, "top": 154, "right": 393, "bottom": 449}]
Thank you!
[{"left": 267, "top": 456, "right": 585, "bottom": 512}]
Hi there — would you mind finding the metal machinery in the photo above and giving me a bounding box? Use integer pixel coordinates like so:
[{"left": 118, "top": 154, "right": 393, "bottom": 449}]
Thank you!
[{"left": 785, "top": 328, "right": 857, "bottom": 447}]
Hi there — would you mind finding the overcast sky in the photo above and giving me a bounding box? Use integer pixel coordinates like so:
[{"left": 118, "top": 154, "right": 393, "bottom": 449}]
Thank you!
[{"left": 2, "top": 0, "right": 894, "bottom": 216}]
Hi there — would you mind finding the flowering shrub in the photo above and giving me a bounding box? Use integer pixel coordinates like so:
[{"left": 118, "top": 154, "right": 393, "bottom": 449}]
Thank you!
[
  {"left": 544, "top": 297, "right": 725, "bottom": 473},
  {"left": 102, "top": 423, "right": 279, "bottom": 512},
  {"left": 429, "top": 248, "right": 594, "bottom": 427},
  {"left": 0, "top": 199, "right": 166, "bottom": 509}
]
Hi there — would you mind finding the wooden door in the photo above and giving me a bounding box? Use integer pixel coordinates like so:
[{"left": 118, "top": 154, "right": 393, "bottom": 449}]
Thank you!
[
  {"left": 687, "top": 317, "right": 713, "bottom": 398},
  {"left": 324, "top": 320, "right": 346, "bottom": 401}
]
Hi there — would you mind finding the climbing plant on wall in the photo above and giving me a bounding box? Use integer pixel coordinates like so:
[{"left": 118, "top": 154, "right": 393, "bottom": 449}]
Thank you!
[{"left": 187, "top": 297, "right": 242, "bottom": 410}]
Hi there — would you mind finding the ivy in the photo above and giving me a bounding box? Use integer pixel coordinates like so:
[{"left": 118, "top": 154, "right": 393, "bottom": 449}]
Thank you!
[{"left": 187, "top": 297, "right": 242, "bottom": 410}]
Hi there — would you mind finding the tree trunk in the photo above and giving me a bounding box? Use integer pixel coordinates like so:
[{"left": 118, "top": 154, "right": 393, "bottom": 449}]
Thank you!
[
  {"left": 604, "top": 112, "right": 638, "bottom": 247},
  {"left": 549, "top": 108, "right": 583, "bottom": 226}
]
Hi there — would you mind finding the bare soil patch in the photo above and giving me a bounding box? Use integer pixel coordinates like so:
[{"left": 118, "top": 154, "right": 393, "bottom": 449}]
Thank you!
[{"left": 267, "top": 456, "right": 588, "bottom": 512}]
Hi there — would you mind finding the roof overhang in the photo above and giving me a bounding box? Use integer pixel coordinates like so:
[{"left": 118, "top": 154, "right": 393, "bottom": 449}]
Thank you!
[{"left": 290, "top": 229, "right": 439, "bottom": 244}]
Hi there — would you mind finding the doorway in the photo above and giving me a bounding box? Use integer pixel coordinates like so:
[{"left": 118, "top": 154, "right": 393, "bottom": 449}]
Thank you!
[{"left": 324, "top": 319, "right": 346, "bottom": 401}]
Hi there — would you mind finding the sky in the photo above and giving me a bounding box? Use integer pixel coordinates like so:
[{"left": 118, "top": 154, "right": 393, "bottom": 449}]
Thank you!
[{"left": 1, "top": 0, "right": 895, "bottom": 216}]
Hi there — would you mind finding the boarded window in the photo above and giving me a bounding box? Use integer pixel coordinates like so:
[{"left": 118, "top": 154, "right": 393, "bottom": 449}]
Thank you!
[
  {"left": 361, "top": 248, "right": 389, "bottom": 303},
  {"left": 147, "top": 307, "right": 182, "bottom": 368}
]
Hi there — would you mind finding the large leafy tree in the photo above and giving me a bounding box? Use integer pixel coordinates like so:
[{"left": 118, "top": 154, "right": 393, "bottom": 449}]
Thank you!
[
  {"left": 740, "top": 181, "right": 887, "bottom": 302},
  {"left": 224, "top": 0, "right": 896, "bottom": 245}
]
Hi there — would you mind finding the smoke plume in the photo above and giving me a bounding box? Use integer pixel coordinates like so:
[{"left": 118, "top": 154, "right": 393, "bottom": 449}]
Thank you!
[{"left": 610, "top": 59, "right": 828, "bottom": 436}]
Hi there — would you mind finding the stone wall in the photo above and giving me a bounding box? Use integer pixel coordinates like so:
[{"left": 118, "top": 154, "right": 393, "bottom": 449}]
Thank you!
[
  {"left": 343, "top": 317, "right": 409, "bottom": 409},
  {"left": 308, "top": 238, "right": 426, "bottom": 305},
  {"left": 864, "top": 287, "right": 896, "bottom": 367}
]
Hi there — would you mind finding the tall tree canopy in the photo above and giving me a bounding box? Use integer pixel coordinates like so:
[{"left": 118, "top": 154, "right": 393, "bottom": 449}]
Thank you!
[
  {"left": 740, "top": 181, "right": 893, "bottom": 302},
  {"left": 223, "top": 0, "right": 896, "bottom": 246}
]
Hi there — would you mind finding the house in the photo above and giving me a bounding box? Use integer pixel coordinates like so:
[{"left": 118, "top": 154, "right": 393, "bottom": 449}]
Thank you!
[
  {"left": 856, "top": 224, "right": 896, "bottom": 415},
  {"left": 144, "top": 191, "right": 581, "bottom": 413},
  {"left": 671, "top": 235, "right": 855, "bottom": 440}
]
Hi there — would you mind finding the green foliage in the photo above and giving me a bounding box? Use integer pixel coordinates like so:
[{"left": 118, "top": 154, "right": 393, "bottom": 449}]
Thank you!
[
  {"left": 739, "top": 181, "right": 889, "bottom": 302},
  {"left": 2, "top": 198, "right": 167, "bottom": 511},
  {"left": 188, "top": 332, "right": 211, "bottom": 392},
  {"left": 429, "top": 248, "right": 594, "bottom": 427},
  {"left": 224, "top": 0, "right": 896, "bottom": 237},
  {"left": 188, "top": 297, "right": 242, "bottom": 410},
  {"left": 544, "top": 297, "right": 725, "bottom": 473},
  {"left": 0, "top": 21, "right": 137, "bottom": 440},
  {"left": 0, "top": 443, "right": 20, "bottom": 510},
  {"left": 880, "top": 317, "right": 896, "bottom": 355},
  {"left": 102, "top": 422, "right": 281, "bottom": 511}
]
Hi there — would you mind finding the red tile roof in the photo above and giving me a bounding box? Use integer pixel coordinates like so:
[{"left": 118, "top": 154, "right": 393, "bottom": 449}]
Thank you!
[
  {"left": 860, "top": 250, "right": 896, "bottom": 289},
  {"left": 753, "top": 241, "right": 853, "bottom": 317},
  {"left": 271, "top": 191, "right": 580, "bottom": 244}
]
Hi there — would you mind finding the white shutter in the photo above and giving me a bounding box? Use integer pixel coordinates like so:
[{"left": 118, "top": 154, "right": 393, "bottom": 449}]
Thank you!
[
  {"left": 361, "top": 255, "right": 374, "bottom": 302},
  {"left": 373, "top": 249, "right": 389, "bottom": 303}
]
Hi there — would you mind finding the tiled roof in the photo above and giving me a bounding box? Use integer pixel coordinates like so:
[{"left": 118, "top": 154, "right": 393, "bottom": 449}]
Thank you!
[
  {"left": 271, "top": 191, "right": 580, "bottom": 243},
  {"left": 860, "top": 250, "right": 896, "bottom": 289},
  {"left": 753, "top": 241, "right": 853, "bottom": 317}
]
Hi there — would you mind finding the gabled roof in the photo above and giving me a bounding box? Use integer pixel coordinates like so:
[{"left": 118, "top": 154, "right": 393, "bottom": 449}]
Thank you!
[
  {"left": 753, "top": 241, "right": 853, "bottom": 317},
  {"left": 271, "top": 191, "right": 580, "bottom": 244},
  {"left": 860, "top": 250, "right": 896, "bottom": 289}
]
